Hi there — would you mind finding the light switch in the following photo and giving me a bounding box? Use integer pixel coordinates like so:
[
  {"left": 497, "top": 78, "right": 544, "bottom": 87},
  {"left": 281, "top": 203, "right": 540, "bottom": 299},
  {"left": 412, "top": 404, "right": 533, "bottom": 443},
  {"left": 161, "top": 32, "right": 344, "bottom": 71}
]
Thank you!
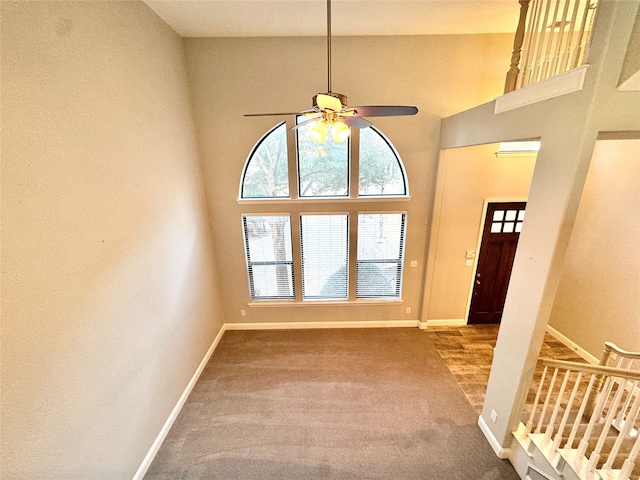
[{"left": 465, "top": 250, "right": 476, "bottom": 259}]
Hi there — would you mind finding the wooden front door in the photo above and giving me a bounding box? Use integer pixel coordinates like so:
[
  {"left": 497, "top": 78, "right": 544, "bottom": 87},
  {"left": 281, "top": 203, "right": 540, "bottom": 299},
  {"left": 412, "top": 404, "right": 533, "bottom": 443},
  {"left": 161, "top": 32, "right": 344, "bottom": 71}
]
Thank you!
[{"left": 468, "top": 202, "right": 526, "bottom": 324}]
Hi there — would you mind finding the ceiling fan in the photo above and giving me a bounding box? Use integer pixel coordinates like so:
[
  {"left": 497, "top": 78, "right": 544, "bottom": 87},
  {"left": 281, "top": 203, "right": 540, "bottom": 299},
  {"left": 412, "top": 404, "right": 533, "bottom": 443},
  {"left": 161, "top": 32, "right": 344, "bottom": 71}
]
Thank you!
[{"left": 244, "top": 0, "right": 418, "bottom": 144}]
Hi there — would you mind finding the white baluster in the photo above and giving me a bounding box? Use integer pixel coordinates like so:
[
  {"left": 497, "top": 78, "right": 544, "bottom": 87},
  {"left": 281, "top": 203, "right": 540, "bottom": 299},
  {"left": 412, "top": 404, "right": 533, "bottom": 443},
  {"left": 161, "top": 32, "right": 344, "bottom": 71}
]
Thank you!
[
  {"left": 537, "top": 368, "right": 559, "bottom": 434},
  {"left": 619, "top": 430, "right": 640, "bottom": 479},
  {"left": 614, "top": 377, "right": 635, "bottom": 431},
  {"left": 586, "top": 374, "right": 628, "bottom": 472},
  {"left": 577, "top": 375, "right": 613, "bottom": 459},
  {"left": 566, "top": 373, "right": 595, "bottom": 449},
  {"left": 540, "top": 0, "right": 561, "bottom": 81},
  {"left": 554, "top": 371, "right": 583, "bottom": 452},
  {"left": 532, "top": 0, "right": 553, "bottom": 83},
  {"left": 549, "top": 0, "right": 571, "bottom": 77},
  {"left": 604, "top": 381, "right": 640, "bottom": 470},
  {"left": 559, "top": 0, "right": 582, "bottom": 73},
  {"left": 545, "top": 369, "right": 571, "bottom": 444},
  {"left": 571, "top": 0, "right": 594, "bottom": 69},
  {"left": 527, "top": 365, "right": 548, "bottom": 434}
]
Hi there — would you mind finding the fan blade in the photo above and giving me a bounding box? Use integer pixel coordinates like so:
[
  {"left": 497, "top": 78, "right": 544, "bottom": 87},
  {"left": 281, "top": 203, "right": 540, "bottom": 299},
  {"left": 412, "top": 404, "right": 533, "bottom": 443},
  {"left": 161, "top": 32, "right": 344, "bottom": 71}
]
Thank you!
[
  {"left": 244, "top": 109, "right": 315, "bottom": 117},
  {"left": 290, "top": 116, "right": 320, "bottom": 130},
  {"left": 350, "top": 105, "right": 418, "bottom": 117},
  {"left": 341, "top": 115, "right": 372, "bottom": 129}
]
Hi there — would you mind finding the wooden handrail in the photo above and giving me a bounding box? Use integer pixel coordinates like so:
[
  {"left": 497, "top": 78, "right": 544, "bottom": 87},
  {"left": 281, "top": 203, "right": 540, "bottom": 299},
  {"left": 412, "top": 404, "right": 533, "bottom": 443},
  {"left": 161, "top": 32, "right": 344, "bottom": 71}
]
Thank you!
[
  {"left": 603, "top": 341, "right": 640, "bottom": 361},
  {"left": 539, "top": 357, "right": 640, "bottom": 381}
]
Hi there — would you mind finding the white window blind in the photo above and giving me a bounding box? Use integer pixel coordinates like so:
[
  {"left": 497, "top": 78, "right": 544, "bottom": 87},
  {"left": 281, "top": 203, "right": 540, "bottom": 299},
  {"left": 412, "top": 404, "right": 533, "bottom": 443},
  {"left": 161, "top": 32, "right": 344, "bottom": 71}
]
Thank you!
[
  {"left": 243, "top": 215, "right": 294, "bottom": 300},
  {"left": 356, "top": 213, "right": 406, "bottom": 298},
  {"left": 300, "top": 214, "right": 348, "bottom": 300}
]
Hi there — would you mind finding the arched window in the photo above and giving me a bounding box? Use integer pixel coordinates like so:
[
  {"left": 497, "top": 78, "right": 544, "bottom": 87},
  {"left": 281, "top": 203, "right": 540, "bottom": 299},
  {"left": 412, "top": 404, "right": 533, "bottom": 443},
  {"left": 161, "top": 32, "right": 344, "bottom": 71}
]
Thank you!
[
  {"left": 240, "top": 122, "right": 289, "bottom": 198},
  {"left": 240, "top": 120, "right": 409, "bottom": 302},
  {"left": 359, "top": 127, "right": 406, "bottom": 196}
]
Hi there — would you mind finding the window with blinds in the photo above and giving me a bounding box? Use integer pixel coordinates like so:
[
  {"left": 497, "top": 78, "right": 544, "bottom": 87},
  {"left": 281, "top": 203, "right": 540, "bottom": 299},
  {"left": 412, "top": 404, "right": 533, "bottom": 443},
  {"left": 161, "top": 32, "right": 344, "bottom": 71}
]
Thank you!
[
  {"left": 356, "top": 213, "right": 406, "bottom": 298},
  {"left": 242, "top": 215, "right": 294, "bottom": 300},
  {"left": 300, "top": 214, "right": 349, "bottom": 300},
  {"left": 240, "top": 120, "right": 410, "bottom": 303}
]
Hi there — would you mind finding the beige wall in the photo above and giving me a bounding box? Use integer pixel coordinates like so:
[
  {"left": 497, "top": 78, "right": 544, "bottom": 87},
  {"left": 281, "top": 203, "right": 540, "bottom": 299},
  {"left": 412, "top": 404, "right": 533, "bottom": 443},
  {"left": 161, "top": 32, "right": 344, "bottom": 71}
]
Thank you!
[
  {"left": 427, "top": 144, "right": 536, "bottom": 321},
  {"left": 183, "top": 33, "right": 513, "bottom": 324},
  {"left": 438, "top": 1, "right": 640, "bottom": 447},
  {"left": 1, "top": 2, "right": 222, "bottom": 478},
  {"left": 548, "top": 139, "right": 640, "bottom": 356}
]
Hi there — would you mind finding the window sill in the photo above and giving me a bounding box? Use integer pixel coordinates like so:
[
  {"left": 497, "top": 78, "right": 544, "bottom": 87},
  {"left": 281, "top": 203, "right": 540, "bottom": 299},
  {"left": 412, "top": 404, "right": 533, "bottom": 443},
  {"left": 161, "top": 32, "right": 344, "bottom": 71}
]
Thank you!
[{"left": 248, "top": 299, "right": 403, "bottom": 307}]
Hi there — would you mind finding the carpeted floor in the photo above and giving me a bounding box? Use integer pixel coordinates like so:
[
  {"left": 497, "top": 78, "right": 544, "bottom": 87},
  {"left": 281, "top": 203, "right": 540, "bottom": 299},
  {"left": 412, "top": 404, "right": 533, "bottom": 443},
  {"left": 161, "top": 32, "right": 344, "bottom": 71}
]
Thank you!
[{"left": 144, "top": 328, "right": 519, "bottom": 479}]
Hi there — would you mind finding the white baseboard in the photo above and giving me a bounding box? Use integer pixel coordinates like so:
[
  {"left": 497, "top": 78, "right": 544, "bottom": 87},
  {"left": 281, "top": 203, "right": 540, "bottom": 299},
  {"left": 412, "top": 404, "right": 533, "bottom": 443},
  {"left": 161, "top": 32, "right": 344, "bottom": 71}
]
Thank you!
[
  {"left": 134, "top": 319, "right": 422, "bottom": 478},
  {"left": 132, "top": 324, "right": 228, "bottom": 480},
  {"left": 478, "top": 415, "right": 511, "bottom": 459},
  {"left": 423, "top": 319, "right": 467, "bottom": 328},
  {"left": 545, "top": 325, "right": 599, "bottom": 364},
  {"left": 225, "top": 320, "right": 420, "bottom": 330}
]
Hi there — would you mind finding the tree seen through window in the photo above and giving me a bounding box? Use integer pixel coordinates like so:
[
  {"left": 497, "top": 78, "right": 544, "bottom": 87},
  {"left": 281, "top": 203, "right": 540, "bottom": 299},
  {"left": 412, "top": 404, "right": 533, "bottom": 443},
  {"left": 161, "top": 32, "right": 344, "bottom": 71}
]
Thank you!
[{"left": 240, "top": 120, "right": 408, "bottom": 302}]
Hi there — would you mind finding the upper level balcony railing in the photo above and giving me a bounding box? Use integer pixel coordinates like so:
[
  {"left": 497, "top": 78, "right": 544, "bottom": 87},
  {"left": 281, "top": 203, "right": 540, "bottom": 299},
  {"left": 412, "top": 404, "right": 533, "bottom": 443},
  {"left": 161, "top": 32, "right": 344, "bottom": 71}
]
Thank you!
[{"left": 505, "top": 0, "right": 599, "bottom": 93}]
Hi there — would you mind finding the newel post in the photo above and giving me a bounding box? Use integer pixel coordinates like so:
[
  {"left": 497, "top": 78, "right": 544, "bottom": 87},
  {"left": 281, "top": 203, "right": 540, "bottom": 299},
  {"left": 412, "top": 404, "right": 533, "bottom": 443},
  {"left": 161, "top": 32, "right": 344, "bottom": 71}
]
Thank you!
[{"left": 504, "top": 0, "right": 531, "bottom": 94}]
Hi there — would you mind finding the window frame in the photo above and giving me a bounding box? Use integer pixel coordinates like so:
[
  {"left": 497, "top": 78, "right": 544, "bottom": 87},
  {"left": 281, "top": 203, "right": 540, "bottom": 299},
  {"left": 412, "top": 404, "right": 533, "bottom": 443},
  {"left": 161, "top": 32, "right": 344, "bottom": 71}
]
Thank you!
[
  {"left": 355, "top": 212, "right": 407, "bottom": 300},
  {"left": 239, "top": 118, "right": 410, "bottom": 305},
  {"left": 242, "top": 214, "right": 295, "bottom": 301}
]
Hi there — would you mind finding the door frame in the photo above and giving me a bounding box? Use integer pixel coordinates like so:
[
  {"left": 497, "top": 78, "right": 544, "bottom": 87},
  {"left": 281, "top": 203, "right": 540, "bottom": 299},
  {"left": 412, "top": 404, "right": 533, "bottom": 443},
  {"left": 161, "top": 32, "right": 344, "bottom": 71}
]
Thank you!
[{"left": 464, "top": 197, "right": 528, "bottom": 324}]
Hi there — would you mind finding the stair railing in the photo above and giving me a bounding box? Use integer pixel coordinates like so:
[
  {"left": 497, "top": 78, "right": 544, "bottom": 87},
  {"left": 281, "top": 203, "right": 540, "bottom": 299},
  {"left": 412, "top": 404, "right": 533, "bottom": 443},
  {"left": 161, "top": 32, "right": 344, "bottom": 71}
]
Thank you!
[
  {"left": 504, "top": 0, "right": 599, "bottom": 93},
  {"left": 524, "top": 358, "right": 640, "bottom": 479}
]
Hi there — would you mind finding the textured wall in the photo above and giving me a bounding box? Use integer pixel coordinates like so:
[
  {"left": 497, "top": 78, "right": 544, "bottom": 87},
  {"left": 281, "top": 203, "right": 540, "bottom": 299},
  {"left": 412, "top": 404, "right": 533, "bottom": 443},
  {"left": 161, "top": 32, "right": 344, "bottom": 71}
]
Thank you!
[
  {"left": 183, "top": 33, "right": 513, "bottom": 324},
  {"left": 427, "top": 144, "right": 536, "bottom": 321},
  {"left": 548, "top": 139, "right": 640, "bottom": 356},
  {"left": 1, "top": 2, "right": 223, "bottom": 478}
]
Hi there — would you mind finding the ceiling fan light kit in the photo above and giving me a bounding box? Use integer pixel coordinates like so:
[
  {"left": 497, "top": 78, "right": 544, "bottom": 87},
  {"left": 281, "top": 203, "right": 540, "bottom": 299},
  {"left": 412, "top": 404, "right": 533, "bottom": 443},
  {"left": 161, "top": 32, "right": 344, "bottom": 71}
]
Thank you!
[{"left": 244, "top": 0, "right": 418, "bottom": 144}]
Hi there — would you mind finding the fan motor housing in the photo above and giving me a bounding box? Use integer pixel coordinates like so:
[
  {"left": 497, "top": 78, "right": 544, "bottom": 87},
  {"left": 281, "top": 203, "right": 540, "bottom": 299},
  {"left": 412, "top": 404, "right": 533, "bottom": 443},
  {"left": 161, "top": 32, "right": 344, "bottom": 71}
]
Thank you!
[{"left": 313, "top": 92, "right": 348, "bottom": 110}]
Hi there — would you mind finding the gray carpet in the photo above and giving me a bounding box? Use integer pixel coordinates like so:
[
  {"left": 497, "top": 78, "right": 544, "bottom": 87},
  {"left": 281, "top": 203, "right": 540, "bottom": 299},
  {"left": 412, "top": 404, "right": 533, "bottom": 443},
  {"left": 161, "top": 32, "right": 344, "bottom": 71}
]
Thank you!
[{"left": 144, "top": 328, "right": 519, "bottom": 479}]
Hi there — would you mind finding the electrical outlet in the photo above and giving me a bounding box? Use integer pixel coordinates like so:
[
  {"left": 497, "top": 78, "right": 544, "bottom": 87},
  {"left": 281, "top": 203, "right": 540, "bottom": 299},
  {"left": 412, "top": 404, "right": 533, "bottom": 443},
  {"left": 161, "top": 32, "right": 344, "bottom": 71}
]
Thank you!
[
  {"left": 490, "top": 409, "right": 498, "bottom": 423},
  {"left": 410, "top": 260, "right": 417, "bottom": 268},
  {"left": 240, "top": 310, "right": 246, "bottom": 317}
]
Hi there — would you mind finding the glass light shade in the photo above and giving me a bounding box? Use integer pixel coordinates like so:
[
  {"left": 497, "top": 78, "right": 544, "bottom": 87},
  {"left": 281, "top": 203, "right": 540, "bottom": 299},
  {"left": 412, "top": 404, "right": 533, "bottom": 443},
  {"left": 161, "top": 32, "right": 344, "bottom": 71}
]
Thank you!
[
  {"left": 310, "top": 120, "right": 328, "bottom": 143},
  {"left": 332, "top": 121, "right": 350, "bottom": 144}
]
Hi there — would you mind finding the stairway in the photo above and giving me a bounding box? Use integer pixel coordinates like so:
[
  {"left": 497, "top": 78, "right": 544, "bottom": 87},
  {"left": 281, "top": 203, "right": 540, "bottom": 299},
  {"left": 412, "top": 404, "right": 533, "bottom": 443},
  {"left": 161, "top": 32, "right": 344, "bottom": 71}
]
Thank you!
[{"left": 510, "top": 344, "right": 640, "bottom": 480}]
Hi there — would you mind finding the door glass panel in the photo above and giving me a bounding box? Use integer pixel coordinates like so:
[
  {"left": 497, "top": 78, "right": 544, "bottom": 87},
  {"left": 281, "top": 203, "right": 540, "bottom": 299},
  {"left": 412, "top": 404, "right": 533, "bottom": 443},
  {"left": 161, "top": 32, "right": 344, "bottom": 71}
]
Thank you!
[
  {"left": 493, "top": 210, "right": 504, "bottom": 221},
  {"left": 518, "top": 210, "right": 525, "bottom": 221},
  {"left": 491, "top": 222, "right": 502, "bottom": 233},
  {"left": 515, "top": 222, "right": 523, "bottom": 233},
  {"left": 505, "top": 210, "right": 517, "bottom": 221},
  {"left": 503, "top": 222, "right": 515, "bottom": 233}
]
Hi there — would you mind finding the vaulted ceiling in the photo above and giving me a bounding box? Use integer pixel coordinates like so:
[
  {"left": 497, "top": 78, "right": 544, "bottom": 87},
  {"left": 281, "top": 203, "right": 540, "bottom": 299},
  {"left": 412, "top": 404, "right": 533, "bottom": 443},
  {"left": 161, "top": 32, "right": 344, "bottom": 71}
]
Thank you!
[{"left": 143, "top": 0, "right": 520, "bottom": 37}]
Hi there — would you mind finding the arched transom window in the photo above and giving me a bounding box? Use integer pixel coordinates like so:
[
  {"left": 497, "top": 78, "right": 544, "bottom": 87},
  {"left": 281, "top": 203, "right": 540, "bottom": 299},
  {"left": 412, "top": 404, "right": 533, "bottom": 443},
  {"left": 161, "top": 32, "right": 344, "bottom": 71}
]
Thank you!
[{"left": 240, "top": 118, "right": 409, "bottom": 303}]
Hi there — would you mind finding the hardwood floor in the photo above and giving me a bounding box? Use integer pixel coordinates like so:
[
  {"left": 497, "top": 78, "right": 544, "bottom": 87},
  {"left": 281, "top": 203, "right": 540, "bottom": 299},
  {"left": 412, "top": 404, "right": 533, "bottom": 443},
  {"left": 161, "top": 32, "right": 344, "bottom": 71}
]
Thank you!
[{"left": 424, "top": 325, "right": 588, "bottom": 415}]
